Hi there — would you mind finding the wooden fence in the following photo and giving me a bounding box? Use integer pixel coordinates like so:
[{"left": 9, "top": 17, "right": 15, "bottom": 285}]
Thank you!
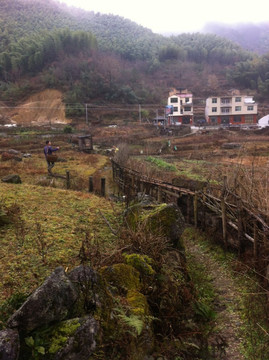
[{"left": 111, "top": 160, "right": 269, "bottom": 276}]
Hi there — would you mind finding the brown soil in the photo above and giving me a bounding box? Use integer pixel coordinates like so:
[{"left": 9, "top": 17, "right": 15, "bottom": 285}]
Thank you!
[{"left": 4, "top": 89, "right": 71, "bottom": 126}]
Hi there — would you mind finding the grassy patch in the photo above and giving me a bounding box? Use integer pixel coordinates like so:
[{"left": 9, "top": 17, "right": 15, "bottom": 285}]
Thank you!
[
  {"left": 145, "top": 156, "right": 177, "bottom": 172},
  {"left": 184, "top": 227, "right": 269, "bottom": 359},
  {"left": 183, "top": 228, "right": 216, "bottom": 325},
  {"left": 0, "top": 182, "right": 123, "bottom": 309}
]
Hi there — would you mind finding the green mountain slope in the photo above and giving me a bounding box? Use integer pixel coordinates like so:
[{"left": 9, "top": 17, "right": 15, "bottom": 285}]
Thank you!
[
  {"left": 0, "top": 0, "right": 166, "bottom": 60},
  {"left": 3, "top": 0, "right": 269, "bottom": 110}
]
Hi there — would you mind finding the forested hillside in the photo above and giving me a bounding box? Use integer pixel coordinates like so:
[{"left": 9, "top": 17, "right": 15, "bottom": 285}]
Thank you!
[{"left": 1, "top": 0, "right": 269, "bottom": 118}]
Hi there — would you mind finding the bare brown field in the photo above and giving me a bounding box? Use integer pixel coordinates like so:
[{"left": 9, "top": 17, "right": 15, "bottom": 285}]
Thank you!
[{"left": 0, "top": 124, "right": 268, "bottom": 214}]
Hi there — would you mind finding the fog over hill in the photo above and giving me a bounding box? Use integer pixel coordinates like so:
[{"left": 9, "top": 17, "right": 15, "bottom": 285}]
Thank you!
[{"left": 203, "top": 22, "right": 269, "bottom": 55}]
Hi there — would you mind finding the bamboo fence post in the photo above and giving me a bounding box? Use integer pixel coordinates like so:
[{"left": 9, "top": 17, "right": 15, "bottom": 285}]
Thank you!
[
  {"left": 187, "top": 194, "right": 191, "bottom": 224},
  {"left": 221, "top": 197, "right": 227, "bottom": 249},
  {"left": 253, "top": 221, "right": 259, "bottom": 262},
  {"left": 101, "top": 178, "right": 106, "bottom": 197},
  {"left": 157, "top": 187, "right": 162, "bottom": 203},
  {"left": 66, "top": 170, "right": 70, "bottom": 189},
  {"left": 112, "top": 162, "right": 115, "bottom": 181},
  {"left": 131, "top": 175, "right": 135, "bottom": 196},
  {"left": 237, "top": 200, "right": 244, "bottom": 256},
  {"left": 194, "top": 192, "right": 198, "bottom": 228},
  {"left": 89, "top": 176, "right": 93, "bottom": 192},
  {"left": 221, "top": 176, "right": 227, "bottom": 249},
  {"left": 202, "top": 187, "right": 207, "bottom": 230}
]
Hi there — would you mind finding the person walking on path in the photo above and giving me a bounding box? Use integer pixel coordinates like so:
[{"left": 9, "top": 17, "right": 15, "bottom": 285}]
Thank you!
[{"left": 44, "top": 140, "right": 60, "bottom": 174}]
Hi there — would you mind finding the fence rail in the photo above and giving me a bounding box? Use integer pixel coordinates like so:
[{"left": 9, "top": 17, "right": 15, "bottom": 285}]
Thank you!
[{"left": 111, "top": 160, "right": 269, "bottom": 275}]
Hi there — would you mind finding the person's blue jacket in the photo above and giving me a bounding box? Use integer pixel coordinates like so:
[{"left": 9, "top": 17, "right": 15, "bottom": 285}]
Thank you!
[{"left": 44, "top": 145, "right": 58, "bottom": 157}]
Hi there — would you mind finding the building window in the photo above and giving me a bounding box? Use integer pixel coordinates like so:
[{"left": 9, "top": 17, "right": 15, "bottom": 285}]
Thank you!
[
  {"left": 247, "top": 106, "right": 254, "bottom": 111},
  {"left": 221, "top": 98, "right": 231, "bottom": 104},
  {"left": 212, "top": 98, "right": 217, "bottom": 103},
  {"left": 235, "top": 97, "right": 241, "bottom": 102},
  {"left": 233, "top": 115, "right": 242, "bottom": 123},
  {"left": 212, "top": 107, "right": 217, "bottom": 112},
  {"left": 173, "top": 107, "right": 178, "bottom": 112},
  {"left": 170, "top": 98, "right": 178, "bottom": 103},
  {"left": 185, "top": 97, "right": 189, "bottom": 103},
  {"left": 221, "top": 107, "right": 230, "bottom": 113},
  {"left": 235, "top": 106, "right": 241, "bottom": 111},
  {"left": 184, "top": 106, "right": 191, "bottom": 112}
]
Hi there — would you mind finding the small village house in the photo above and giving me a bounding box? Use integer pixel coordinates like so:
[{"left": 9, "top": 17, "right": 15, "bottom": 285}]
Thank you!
[
  {"left": 166, "top": 88, "right": 193, "bottom": 125},
  {"left": 205, "top": 91, "right": 258, "bottom": 126}
]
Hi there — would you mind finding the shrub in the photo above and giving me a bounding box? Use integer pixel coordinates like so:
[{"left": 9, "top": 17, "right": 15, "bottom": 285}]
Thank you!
[{"left": 63, "top": 125, "right": 73, "bottom": 134}]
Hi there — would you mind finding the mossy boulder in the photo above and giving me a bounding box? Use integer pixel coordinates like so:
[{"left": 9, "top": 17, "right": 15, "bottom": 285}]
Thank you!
[
  {"left": 124, "top": 253, "right": 155, "bottom": 277},
  {"left": 68, "top": 265, "right": 99, "bottom": 316},
  {"left": 7, "top": 267, "right": 78, "bottom": 334},
  {"left": 22, "top": 316, "right": 98, "bottom": 360},
  {"left": 1, "top": 174, "right": 22, "bottom": 184},
  {"left": 96, "top": 263, "right": 154, "bottom": 360},
  {"left": 128, "top": 203, "right": 185, "bottom": 251},
  {"left": 127, "top": 290, "right": 149, "bottom": 316},
  {"left": 50, "top": 316, "right": 98, "bottom": 360},
  {"left": 99, "top": 263, "right": 141, "bottom": 294},
  {"left": 125, "top": 203, "right": 185, "bottom": 251}
]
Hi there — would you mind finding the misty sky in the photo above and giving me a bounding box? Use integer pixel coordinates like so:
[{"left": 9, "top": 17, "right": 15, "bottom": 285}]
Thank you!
[{"left": 59, "top": 0, "right": 269, "bottom": 34}]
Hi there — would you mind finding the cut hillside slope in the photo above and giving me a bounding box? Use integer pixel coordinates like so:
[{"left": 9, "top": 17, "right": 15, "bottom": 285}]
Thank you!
[{"left": 6, "top": 89, "right": 71, "bottom": 126}]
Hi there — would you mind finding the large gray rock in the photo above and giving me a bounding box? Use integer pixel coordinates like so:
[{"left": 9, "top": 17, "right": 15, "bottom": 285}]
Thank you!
[
  {"left": 53, "top": 316, "right": 98, "bottom": 360},
  {"left": 7, "top": 149, "right": 21, "bottom": 155},
  {"left": 0, "top": 328, "right": 20, "bottom": 360},
  {"left": 1, "top": 175, "right": 22, "bottom": 184},
  {"left": 68, "top": 265, "right": 100, "bottom": 313},
  {"left": 68, "top": 265, "right": 98, "bottom": 286},
  {"left": 7, "top": 267, "right": 78, "bottom": 333}
]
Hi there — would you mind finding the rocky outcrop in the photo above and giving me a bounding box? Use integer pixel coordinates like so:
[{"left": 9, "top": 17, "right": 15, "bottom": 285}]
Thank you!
[
  {"left": 1, "top": 175, "right": 22, "bottom": 184},
  {"left": 1, "top": 201, "right": 189, "bottom": 359},
  {"left": 0, "top": 328, "right": 20, "bottom": 360},
  {"left": 53, "top": 317, "right": 98, "bottom": 360},
  {"left": 7, "top": 267, "right": 78, "bottom": 333}
]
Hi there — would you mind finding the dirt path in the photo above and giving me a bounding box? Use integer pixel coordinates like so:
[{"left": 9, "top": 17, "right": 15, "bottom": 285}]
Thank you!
[{"left": 186, "top": 239, "right": 245, "bottom": 360}]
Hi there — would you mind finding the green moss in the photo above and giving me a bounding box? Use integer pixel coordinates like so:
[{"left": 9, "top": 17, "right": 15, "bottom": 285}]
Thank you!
[
  {"left": 127, "top": 290, "right": 149, "bottom": 316},
  {"left": 123, "top": 253, "right": 155, "bottom": 276},
  {"left": 143, "top": 204, "right": 177, "bottom": 232},
  {"left": 99, "top": 263, "right": 141, "bottom": 294},
  {"left": 48, "top": 318, "right": 80, "bottom": 354}
]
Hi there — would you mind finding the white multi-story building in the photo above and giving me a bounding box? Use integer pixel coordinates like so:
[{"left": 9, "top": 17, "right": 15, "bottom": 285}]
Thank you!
[
  {"left": 205, "top": 94, "right": 258, "bottom": 125},
  {"left": 167, "top": 88, "right": 193, "bottom": 125}
]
